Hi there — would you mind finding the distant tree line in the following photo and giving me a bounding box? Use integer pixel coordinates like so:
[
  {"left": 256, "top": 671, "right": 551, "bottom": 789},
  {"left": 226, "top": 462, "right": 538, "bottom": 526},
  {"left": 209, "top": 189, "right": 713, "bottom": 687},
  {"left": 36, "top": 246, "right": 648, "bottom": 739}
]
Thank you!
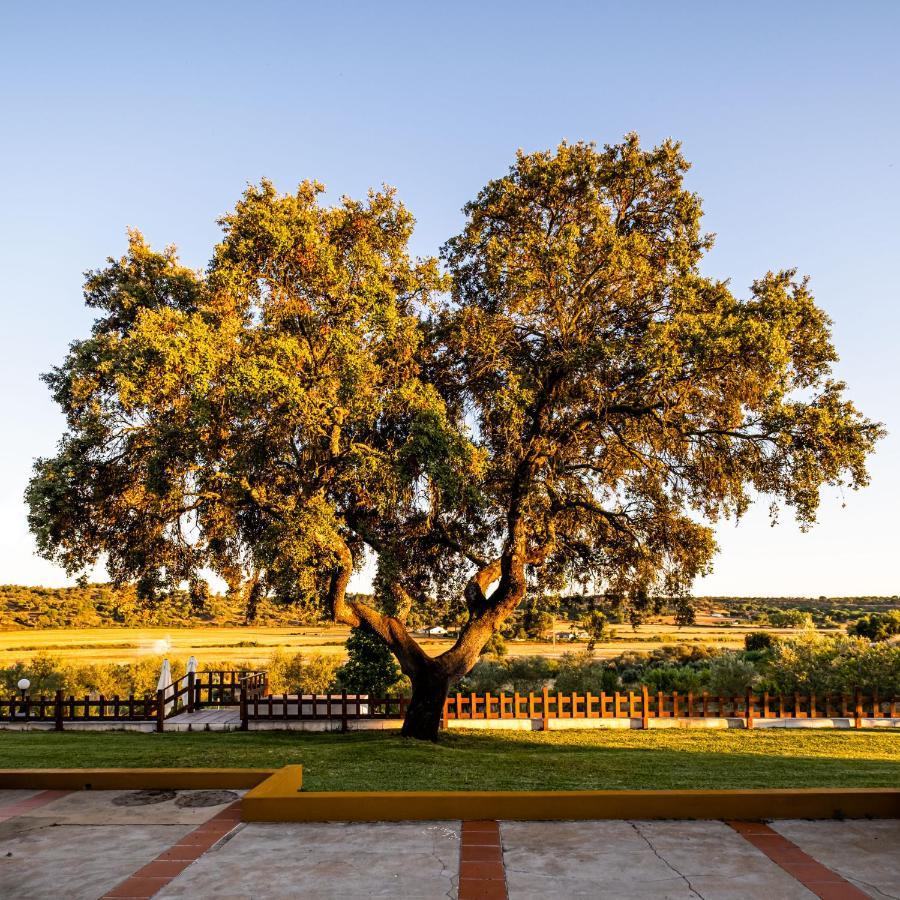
[{"left": 0, "top": 584, "right": 378, "bottom": 629}]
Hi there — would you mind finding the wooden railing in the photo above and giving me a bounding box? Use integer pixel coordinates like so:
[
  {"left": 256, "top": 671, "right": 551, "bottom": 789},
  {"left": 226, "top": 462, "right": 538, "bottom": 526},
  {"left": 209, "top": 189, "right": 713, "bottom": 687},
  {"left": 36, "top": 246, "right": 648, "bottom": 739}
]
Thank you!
[
  {"left": 0, "top": 691, "right": 160, "bottom": 729},
  {"left": 5, "top": 684, "right": 897, "bottom": 732},
  {"left": 242, "top": 693, "right": 406, "bottom": 730},
  {"left": 244, "top": 688, "right": 900, "bottom": 731},
  {"left": 163, "top": 669, "right": 269, "bottom": 717},
  {"left": 442, "top": 688, "right": 900, "bottom": 730},
  {"left": 0, "top": 670, "right": 268, "bottom": 731}
]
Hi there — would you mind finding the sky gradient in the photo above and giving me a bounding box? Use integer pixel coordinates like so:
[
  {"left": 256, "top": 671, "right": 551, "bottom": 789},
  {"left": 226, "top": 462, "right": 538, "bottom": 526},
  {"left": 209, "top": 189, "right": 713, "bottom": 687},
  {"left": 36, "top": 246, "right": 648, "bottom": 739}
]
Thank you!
[{"left": 1, "top": 2, "right": 898, "bottom": 596}]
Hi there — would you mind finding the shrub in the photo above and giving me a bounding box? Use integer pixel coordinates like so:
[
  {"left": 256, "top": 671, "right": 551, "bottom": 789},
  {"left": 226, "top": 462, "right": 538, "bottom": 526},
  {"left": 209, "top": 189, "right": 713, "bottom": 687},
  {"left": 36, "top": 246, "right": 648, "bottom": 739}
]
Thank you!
[
  {"left": 503, "top": 656, "right": 557, "bottom": 692},
  {"left": 268, "top": 651, "right": 341, "bottom": 694},
  {"left": 766, "top": 609, "right": 814, "bottom": 629},
  {"left": 849, "top": 611, "right": 900, "bottom": 641},
  {"left": 643, "top": 665, "right": 705, "bottom": 693},
  {"left": 481, "top": 632, "right": 508, "bottom": 658},
  {"left": 706, "top": 653, "right": 758, "bottom": 695},
  {"left": 554, "top": 652, "right": 619, "bottom": 693},
  {"left": 764, "top": 633, "right": 900, "bottom": 695},
  {"left": 745, "top": 632, "right": 777, "bottom": 652}
]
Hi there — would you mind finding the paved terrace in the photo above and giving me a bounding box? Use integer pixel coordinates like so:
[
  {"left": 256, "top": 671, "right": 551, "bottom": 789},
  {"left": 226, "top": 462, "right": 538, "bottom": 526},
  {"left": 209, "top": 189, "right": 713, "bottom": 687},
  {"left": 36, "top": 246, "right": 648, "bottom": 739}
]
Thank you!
[{"left": 0, "top": 788, "right": 897, "bottom": 899}]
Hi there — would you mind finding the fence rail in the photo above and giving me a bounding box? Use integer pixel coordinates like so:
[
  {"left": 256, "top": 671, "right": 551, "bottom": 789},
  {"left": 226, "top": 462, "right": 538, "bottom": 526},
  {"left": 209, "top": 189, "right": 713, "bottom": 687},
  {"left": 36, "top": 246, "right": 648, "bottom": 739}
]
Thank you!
[
  {"left": 244, "top": 693, "right": 407, "bottom": 729},
  {"left": 0, "top": 669, "right": 267, "bottom": 731},
  {"left": 245, "top": 688, "right": 900, "bottom": 731},
  {"left": 5, "top": 684, "right": 898, "bottom": 732},
  {"left": 445, "top": 688, "right": 899, "bottom": 729},
  {"left": 166, "top": 669, "right": 268, "bottom": 717},
  {"left": 0, "top": 691, "right": 160, "bottom": 727}
]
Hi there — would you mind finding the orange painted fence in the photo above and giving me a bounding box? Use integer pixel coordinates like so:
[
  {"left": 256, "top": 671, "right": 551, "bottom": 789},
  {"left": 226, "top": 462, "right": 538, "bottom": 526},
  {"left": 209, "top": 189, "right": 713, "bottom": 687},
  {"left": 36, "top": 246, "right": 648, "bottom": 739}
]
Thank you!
[
  {"left": 243, "top": 688, "right": 900, "bottom": 730},
  {"left": 441, "top": 688, "right": 899, "bottom": 729}
]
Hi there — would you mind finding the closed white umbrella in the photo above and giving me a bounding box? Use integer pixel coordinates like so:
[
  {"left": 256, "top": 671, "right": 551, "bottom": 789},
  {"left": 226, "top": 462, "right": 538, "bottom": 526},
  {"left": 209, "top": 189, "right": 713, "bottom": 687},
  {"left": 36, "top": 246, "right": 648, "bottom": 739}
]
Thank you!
[
  {"left": 186, "top": 656, "right": 198, "bottom": 675},
  {"left": 157, "top": 658, "right": 174, "bottom": 716}
]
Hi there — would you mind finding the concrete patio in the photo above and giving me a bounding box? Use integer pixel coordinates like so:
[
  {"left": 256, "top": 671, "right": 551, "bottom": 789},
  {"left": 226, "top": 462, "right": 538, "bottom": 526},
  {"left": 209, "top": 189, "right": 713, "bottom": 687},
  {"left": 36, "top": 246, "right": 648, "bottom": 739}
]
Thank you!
[{"left": 0, "top": 787, "right": 897, "bottom": 898}]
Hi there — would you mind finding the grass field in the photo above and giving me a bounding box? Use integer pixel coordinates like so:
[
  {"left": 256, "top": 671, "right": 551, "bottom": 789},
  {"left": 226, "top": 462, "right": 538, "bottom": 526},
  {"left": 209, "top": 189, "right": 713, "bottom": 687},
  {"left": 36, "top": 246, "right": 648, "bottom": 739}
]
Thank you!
[
  {"left": 0, "top": 729, "right": 896, "bottom": 791},
  {"left": 0, "top": 615, "right": 824, "bottom": 667}
]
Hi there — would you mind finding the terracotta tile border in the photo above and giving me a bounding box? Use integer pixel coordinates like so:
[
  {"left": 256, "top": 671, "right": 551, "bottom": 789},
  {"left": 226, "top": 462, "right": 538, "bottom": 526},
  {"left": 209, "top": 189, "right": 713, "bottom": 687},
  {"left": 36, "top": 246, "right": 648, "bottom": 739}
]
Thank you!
[
  {"left": 726, "top": 820, "right": 870, "bottom": 899},
  {"left": 101, "top": 802, "right": 242, "bottom": 899},
  {"left": 0, "top": 789, "right": 70, "bottom": 821},
  {"left": 458, "top": 820, "right": 508, "bottom": 900}
]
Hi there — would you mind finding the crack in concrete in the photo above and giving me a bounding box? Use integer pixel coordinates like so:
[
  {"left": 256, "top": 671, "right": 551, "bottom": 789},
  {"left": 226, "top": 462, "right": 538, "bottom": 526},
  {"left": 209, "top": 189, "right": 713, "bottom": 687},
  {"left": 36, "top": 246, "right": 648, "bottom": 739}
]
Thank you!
[
  {"left": 423, "top": 824, "right": 459, "bottom": 900},
  {"left": 629, "top": 821, "right": 705, "bottom": 899},
  {"left": 844, "top": 874, "right": 900, "bottom": 900}
]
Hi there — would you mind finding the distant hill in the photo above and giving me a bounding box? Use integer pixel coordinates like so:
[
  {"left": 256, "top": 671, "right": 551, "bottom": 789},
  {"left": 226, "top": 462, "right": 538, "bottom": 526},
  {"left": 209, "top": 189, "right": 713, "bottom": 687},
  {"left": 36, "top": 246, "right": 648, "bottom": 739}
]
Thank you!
[{"left": 0, "top": 583, "right": 326, "bottom": 629}]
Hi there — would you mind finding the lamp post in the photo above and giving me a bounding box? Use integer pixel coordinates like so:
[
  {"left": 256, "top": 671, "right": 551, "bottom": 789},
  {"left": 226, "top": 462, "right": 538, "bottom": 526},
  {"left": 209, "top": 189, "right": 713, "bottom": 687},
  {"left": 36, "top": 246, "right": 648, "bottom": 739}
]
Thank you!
[{"left": 16, "top": 678, "right": 30, "bottom": 718}]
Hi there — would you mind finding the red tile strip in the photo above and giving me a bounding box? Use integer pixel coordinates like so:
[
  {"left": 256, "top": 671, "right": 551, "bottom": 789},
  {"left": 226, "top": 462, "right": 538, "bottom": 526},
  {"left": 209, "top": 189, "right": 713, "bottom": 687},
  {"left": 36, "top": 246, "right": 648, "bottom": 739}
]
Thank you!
[
  {"left": 458, "top": 820, "right": 508, "bottom": 900},
  {"left": 101, "top": 802, "right": 242, "bottom": 899},
  {"left": 0, "top": 789, "right": 70, "bottom": 822},
  {"left": 727, "top": 821, "right": 870, "bottom": 900}
]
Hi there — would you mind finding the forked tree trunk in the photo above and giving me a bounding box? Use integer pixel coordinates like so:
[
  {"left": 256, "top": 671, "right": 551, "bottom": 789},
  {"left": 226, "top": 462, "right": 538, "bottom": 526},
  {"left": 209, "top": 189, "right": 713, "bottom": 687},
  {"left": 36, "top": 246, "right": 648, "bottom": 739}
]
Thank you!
[{"left": 401, "top": 669, "right": 452, "bottom": 742}]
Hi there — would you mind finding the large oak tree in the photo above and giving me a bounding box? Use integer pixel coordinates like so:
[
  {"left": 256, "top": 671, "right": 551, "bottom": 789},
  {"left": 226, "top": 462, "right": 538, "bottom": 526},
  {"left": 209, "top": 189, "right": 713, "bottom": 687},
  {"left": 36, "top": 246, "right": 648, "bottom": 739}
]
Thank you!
[{"left": 28, "top": 137, "right": 882, "bottom": 739}]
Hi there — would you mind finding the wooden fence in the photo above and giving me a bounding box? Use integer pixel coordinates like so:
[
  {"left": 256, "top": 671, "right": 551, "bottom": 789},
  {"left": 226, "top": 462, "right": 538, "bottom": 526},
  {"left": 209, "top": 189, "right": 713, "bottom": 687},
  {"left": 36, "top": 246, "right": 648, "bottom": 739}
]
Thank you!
[
  {"left": 243, "top": 693, "right": 407, "bottom": 730},
  {"left": 5, "top": 683, "right": 898, "bottom": 732},
  {"left": 245, "top": 688, "right": 900, "bottom": 731},
  {"left": 0, "top": 669, "right": 267, "bottom": 731},
  {"left": 445, "top": 688, "right": 899, "bottom": 730},
  {"left": 166, "top": 670, "right": 268, "bottom": 717},
  {"left": 0, "top": 691, "right": 161, "bottom": 728}
]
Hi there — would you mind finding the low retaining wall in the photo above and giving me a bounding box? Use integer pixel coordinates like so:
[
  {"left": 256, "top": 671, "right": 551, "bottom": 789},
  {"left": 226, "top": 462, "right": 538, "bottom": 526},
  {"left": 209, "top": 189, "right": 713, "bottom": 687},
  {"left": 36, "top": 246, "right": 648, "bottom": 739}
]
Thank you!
[
  {"left": 2, "top": 765, "right": 896, "bottom": 822},
  {"left": 241, "top": 767, "right": 900, "bottom": 822}
]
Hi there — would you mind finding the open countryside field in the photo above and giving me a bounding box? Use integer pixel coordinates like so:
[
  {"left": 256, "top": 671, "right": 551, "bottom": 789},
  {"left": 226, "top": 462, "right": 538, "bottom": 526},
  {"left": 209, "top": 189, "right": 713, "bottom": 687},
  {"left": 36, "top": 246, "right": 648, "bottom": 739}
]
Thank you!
[{"left": 0, "top": 614, "right": 843, "bottom": 668}]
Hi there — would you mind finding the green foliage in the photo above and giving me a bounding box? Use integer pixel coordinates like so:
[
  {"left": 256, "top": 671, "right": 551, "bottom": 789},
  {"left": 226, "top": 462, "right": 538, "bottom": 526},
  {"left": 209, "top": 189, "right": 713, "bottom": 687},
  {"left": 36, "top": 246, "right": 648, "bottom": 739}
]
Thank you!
[
  {"left": 642, "top": 665, "right": 704, "bottom": 693},
  {"left": 766, "top": 609, "right": 815, "bottom": 628},
  {"left": 337, "top": 626, "right": 403, "bottom": 696},
  {"left": 0, "top": 652, "right": 187, "bottom": 697},
  {"left": 673, "top": 599, "right": 696, "bottom": 628},
  {"left": 581, "top": 611, "right": 609, "bottom": 652},
  {"left": 764, "top": 633, "right": 900, "bottom": 695},
  {"left": 480, "top": 632, "right": 508, "bottom": 659},
  {"left": 521, "top": 605, "right": 555, "bottom": 640},
  {"left": 554, "top": 652, "right": 620, "bottom": 693},
  {"left": 849, "top": 611, "right": 900, "bottom": 641},
  {"left": 268, "top": 651, "right": 342, "bottom": 694},
  {"left": 441, "top": 134, "right": 881, "bottom": 621},
  {"left": 706, "top": 653, "right": 758, "bottom": 695},
  {"left": 745, "top": 631, "right": 777, "bottom": 652},
  {"left": 457, "top": 656, "right": 557, "bottom": 694}
]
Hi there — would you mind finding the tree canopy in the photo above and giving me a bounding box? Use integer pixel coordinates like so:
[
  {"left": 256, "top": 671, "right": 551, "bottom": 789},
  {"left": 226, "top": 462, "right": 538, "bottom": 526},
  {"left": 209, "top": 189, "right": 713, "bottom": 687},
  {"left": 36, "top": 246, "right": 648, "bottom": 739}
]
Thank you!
[{"left": 28, "top": 135, "right": 883, "bottom": 738}]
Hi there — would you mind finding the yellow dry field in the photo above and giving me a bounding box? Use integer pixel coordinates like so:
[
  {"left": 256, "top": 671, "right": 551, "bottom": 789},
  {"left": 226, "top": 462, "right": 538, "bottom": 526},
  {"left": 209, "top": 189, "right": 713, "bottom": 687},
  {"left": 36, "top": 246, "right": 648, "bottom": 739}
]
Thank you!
[{"left": 0, "top": 614, "right": 814, "bottom": 667}]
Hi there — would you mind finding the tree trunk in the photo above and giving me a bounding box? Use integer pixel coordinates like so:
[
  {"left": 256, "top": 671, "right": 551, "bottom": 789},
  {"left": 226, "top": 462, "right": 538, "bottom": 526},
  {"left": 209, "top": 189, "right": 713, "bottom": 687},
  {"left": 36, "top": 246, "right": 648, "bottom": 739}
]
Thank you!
[{"left": 401, "top": 669, "right": 451, "bottom": 741}]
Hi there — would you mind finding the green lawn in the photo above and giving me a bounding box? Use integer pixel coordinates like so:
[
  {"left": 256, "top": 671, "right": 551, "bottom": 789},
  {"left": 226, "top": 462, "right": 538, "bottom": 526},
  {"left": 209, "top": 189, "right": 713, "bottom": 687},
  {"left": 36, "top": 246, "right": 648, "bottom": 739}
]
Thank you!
[{"left": 0, "top": 728, "right": 897, "bottom": 791}]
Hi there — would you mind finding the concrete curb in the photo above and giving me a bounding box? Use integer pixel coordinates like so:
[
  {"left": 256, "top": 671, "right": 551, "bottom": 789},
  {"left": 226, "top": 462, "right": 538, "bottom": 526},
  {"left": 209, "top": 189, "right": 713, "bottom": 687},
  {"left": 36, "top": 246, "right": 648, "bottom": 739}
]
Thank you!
[{"left": 241, "top": 769, "right": 900, "bottom": 822}]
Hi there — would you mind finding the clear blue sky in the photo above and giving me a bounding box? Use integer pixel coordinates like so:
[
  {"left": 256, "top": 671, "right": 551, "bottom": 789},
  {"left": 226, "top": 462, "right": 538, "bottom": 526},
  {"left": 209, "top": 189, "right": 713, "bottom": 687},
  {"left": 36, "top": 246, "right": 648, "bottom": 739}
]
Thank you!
[{"left": 1, "top": 2, "right": 898, "bottom": 596}]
